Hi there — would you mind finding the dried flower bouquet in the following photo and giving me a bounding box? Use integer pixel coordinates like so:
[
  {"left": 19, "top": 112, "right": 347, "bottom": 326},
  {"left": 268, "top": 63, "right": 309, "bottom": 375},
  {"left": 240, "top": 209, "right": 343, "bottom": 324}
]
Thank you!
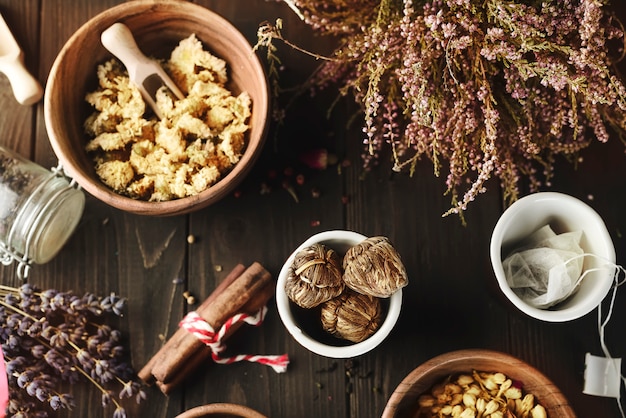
[
  {"left": 0, "top": 284, "right": 145, "bottom": 418},
  {"left": 260, "top": 0, "right": 626, "bottom": 215}
]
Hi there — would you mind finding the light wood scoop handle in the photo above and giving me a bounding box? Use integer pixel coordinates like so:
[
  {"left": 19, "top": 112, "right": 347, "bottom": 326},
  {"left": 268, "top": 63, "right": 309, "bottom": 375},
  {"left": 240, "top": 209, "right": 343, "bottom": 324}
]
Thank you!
[
  {"left": 0, "top": 54, "right": 43, "bottom": 105},
  {"left": 100, "top": 22, "right": 152, "bottom": 78}
]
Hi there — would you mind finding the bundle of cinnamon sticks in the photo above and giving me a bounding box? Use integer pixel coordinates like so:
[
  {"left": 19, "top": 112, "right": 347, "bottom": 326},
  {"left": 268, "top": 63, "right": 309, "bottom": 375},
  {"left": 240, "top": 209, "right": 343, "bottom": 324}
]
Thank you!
[{"left": 139, "top": 262, "right": 275, "bottom": 394}]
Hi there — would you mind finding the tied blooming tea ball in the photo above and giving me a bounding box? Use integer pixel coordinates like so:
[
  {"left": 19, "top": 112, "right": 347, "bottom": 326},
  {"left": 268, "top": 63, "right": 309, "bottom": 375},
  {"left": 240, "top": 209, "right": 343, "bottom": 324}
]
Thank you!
[
  {"left": 320, "top": 289, "right": 382, "bottom": 343},
  {"left": 343, "top": 236, "right": 408, "bottom": 298},
  {"left": 285, "top": 243, "right": 345, "bottom": 308}
]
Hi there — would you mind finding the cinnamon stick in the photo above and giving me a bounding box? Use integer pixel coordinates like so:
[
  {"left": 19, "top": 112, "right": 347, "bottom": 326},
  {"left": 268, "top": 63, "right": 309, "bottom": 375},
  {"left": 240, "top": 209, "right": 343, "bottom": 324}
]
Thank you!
[
  {"left": 155, "top": 280, "right": 275, "bottom": 395},
  {"left": 151, "top": 262, "right": 273, "bottom": 384},
  {"left": 138, "top": 263, "right": 246, "bottom": 383}
]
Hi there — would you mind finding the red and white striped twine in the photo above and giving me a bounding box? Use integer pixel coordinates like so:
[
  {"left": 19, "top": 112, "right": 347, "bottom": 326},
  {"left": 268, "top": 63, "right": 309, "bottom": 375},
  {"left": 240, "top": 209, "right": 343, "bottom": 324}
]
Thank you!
[{"left": 179, "top": 306, "right": 289, "bottom": 373}]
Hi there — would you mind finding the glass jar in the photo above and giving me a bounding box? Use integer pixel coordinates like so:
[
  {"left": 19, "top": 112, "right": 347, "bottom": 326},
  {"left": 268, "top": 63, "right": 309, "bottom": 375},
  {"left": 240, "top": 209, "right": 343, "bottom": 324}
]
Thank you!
[{"left": 0, "top": 146, "right": 85, "bottom": 278}]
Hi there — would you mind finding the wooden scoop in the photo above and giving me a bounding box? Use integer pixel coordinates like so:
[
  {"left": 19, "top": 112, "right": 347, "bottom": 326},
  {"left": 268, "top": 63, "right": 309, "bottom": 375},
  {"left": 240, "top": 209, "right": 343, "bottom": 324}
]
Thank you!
[
  {"left": 0, "top": 13, "right": 43, "bottom": 105},
  {"left": 100, "top": 22, "right": 184, "bottom": 119}
]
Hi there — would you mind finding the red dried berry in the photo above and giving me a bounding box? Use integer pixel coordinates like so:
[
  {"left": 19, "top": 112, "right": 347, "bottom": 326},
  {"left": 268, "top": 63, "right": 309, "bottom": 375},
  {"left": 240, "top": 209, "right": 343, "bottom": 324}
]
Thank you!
[{"left": 299, "top": 148, "right": 338, "bottom": 170}]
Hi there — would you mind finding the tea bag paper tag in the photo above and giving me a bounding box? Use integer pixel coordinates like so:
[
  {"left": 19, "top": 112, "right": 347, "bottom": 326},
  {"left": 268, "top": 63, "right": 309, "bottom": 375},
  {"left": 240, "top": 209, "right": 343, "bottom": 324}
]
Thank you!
[{"left": 583, "top": 353, "right": 621, "bottom": 398}]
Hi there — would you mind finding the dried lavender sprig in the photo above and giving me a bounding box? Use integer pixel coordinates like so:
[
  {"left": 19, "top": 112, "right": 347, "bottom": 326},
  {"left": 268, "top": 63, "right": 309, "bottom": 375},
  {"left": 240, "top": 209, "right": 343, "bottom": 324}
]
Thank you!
[{"left": 0, "top": 283, "right": 146, "bottom": 417}]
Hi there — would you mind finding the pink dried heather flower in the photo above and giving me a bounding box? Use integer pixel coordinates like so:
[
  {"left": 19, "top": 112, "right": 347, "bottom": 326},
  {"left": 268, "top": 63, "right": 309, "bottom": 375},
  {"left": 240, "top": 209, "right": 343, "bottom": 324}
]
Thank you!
[
  {"left": 579, "top": 0, "right": 604, "bottom": 45},
  {"left": 265, "top": 0, "right": 626, "bottom": 215},
  {"left": 382, "top": 100, "right": 400, "bottom": 144}
]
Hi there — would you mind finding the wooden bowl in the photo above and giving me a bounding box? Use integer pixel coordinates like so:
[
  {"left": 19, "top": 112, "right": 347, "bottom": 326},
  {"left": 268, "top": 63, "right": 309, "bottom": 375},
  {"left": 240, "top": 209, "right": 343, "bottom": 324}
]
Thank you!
[
  {"left": 175, "top": 403, "right": 266, "bottom": 418},
  {"left": 382, "top": 349, "right": 575, "bottom": 417},
  {"left": 44, "top": 0, "right": 269, "bottom": 216}
]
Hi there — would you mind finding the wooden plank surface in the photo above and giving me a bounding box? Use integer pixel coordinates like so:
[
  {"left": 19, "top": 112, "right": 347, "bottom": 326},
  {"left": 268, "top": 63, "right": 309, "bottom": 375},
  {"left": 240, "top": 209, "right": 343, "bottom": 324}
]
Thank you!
[{"left": 1, "top": 1, "right": 625, "bottom": 417}]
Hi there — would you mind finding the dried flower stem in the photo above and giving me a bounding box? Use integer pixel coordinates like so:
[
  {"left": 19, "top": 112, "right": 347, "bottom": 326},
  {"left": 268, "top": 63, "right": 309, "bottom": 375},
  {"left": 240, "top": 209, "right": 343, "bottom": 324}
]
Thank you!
[
  {"left": 72, "top": 363, "right": 125, "bottom": 412},
  {"left": 257, "top": 19, "right": 336, "bottom": 62}
]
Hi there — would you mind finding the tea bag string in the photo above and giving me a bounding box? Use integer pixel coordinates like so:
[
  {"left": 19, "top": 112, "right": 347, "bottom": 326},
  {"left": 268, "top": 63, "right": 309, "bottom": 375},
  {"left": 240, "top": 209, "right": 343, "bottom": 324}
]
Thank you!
[
  {"left": 564, "top": 253, "right": 626, "bottom": 417},
  {"left": 597, "top": 262, "right": 626, "bottom": 418}
]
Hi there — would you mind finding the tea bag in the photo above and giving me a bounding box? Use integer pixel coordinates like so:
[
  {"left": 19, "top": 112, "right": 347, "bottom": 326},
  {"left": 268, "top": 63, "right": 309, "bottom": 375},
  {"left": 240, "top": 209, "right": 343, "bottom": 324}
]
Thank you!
[{"left": 502, "top": 225, "right": 584, "bottom": 309}]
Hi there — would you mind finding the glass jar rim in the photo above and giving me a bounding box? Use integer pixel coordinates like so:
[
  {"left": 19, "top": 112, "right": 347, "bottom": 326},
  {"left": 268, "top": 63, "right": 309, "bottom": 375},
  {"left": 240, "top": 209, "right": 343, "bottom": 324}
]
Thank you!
[{"left": 1, "top": 173, "right": 84, "bottom": 277}]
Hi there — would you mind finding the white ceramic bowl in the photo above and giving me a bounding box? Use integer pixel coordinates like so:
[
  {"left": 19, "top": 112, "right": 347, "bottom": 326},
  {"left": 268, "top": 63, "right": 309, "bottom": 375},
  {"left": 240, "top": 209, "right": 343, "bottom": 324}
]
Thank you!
[
  {"left": 490, "top": 192, "right": 616, "bottom": 322},
  {"left": 276, "top": 230, "right": 403, "bottom": 358}
]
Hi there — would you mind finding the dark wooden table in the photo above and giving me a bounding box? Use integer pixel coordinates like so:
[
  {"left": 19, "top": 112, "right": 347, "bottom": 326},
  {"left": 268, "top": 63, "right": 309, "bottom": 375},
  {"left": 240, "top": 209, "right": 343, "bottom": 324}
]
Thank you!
[{"left": 2, "top": 1, "right": 626, "bottom": 417}]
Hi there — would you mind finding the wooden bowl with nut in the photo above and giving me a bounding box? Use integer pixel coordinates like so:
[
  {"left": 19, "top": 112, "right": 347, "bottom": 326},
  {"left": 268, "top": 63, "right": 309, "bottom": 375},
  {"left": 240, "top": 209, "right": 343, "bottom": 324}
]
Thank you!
[
  {"left": 276, "top": 230, "right": 407, "bottom": 358},
  {"left": 174, "top": 403, "right": 266, "bottom": 418},
  {"left": 44, "top": 0, "right": 269, "bottom": 216},
  {"left": 382, "top": 349, "right": 575, "bottom": 418}
]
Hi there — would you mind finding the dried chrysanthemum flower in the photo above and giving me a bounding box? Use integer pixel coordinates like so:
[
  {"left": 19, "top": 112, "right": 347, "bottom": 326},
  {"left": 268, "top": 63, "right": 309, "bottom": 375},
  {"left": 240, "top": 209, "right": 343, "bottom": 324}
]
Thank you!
[
  {"left": 342, "top": 236, "right": 408, "bottom": 298},
  {"left": 320, "top": 289, "right": 382, "bottom": 343},
  {"left": 286, "top": 243, "right": 345, "bottom": 308}
]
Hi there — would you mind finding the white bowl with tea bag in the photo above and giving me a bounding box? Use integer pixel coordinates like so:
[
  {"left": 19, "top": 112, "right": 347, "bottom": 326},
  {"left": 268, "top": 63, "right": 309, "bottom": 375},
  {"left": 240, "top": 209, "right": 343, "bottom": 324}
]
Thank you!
[{"left": 490, "top": 192, "right": 616, "bottom": 322}]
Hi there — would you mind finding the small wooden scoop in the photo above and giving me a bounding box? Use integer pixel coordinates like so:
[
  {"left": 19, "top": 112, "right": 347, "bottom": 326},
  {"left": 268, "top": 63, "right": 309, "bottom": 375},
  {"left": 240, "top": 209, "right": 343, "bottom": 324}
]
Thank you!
[
  {"left": 101, "top": 22, "right": 184, "bottom": 119},
  {"left": 0, "top": 13, "right": 43, "bottom": 105}
]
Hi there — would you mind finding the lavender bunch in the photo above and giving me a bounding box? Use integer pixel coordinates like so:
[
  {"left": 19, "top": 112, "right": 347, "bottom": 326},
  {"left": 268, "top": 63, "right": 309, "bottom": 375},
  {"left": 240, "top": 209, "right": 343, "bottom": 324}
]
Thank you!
[
  {"left": 0, "top": 284, "right": 146, "bottom": 418},
  {"left": 261, "top": 0, "right": 626, "bottom": 216}
]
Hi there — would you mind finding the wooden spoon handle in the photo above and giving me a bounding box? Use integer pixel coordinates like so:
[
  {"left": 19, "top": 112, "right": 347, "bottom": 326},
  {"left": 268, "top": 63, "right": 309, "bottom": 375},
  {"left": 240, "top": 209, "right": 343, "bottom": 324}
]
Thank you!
[
  {"left": 100, "top": 22, "right": 184, "bottom": 119},
  {"left": 100, "top": 22, "right": 152, "bottom": 77},
  {"left": 0, "top": 13, "right": 43, "bottom": 105},
  {"left": 0, "top": 56, "right": 43, "bottom": 105}
]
